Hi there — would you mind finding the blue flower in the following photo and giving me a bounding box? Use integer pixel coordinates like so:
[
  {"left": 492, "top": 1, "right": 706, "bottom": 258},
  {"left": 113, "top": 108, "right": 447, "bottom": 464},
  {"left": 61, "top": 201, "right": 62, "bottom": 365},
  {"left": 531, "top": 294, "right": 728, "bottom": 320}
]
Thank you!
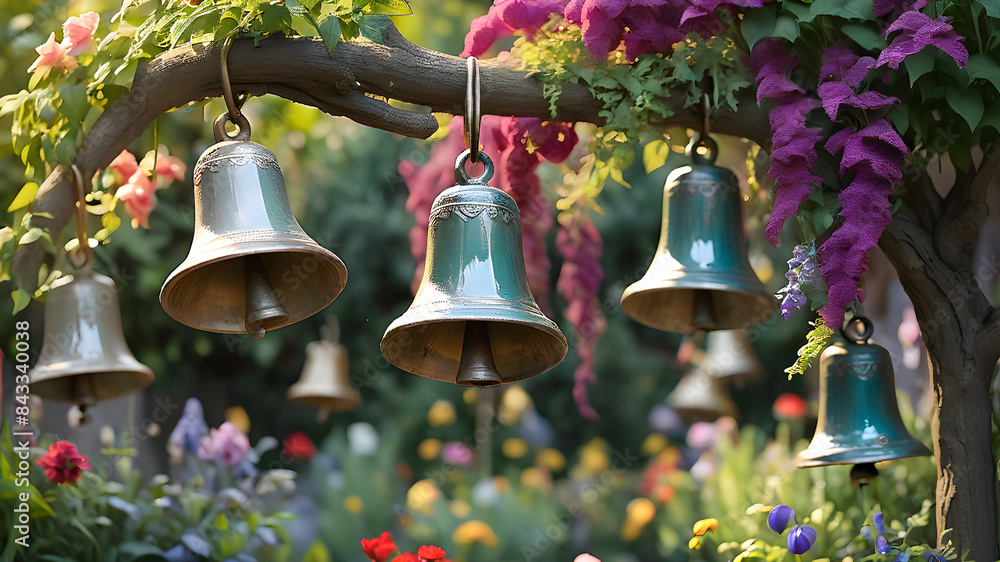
[
  {"left": 873, "top": 512, "right": 885, "bottom": 534},
  {"left": 768, "top": 505, "right": 796, "bottom": 534},
  {"left": 895, "top": 552, "right": 910, "bottom": 562},
  {"left": 786, "top": 525, "right": 817, "bottom": 555},
  {"left": 877, "top": 535, "right": 891, "bottom": 555}
]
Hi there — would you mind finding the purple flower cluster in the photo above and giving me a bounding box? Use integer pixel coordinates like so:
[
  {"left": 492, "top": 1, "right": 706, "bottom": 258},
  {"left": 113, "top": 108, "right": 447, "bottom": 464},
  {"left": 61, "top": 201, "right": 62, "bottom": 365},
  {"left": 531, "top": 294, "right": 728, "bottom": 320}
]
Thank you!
[
  {"left": 877, "top": 10, "right": 968, "bottom": 70},
  {"left": 776, "top": 242, "right": 820, "bottom": 319},
  {"left": 767, "top": 505, "right": 817, "bottom": 555},
  {"left": 751, "top": 40, "right": 824, "bottom": 246},
  {"left": 463, "top": 0, "right": 762, "bottom": 61}
]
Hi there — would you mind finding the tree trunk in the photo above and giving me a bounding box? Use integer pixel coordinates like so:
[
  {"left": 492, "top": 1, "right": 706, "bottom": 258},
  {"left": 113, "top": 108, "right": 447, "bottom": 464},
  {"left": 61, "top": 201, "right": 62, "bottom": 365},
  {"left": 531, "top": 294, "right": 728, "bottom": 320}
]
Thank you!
[{"left": 880, "top": 164, "right": 1000, "bottom": 561}]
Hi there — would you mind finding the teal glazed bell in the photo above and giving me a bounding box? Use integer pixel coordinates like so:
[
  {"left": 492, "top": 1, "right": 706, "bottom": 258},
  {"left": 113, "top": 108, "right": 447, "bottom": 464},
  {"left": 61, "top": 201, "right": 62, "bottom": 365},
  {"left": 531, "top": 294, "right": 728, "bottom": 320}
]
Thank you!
[
  {"left": 621, "top": 136, "right": 777, "bottom": 334},
  {"left": 797, "top": 317, "right": 931, "bottom": 467},
  {"left": 381, "top": 150, "right": 568, "bottom": 387}
]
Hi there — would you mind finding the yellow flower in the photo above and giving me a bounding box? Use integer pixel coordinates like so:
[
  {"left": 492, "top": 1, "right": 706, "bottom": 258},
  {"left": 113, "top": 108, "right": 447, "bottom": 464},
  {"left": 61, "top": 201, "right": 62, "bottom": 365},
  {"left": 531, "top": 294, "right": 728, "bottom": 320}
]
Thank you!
[
  {"left": 453, "top": 520, "right": 500, "bottom": 548},
  {"left": 344, "top": 495, "right": 363, "bottom": 513},
  {"left": 502, "top": 438, "right": 529, "bottom": 459},
  {"left": 449, "top": 500, "right": 472, "bottom": 519},
  {"left": 498, "top": 385, "right": 532, "bottom": 425},
  {"left": 520, "top": 467, "right": 552, "bottom": 493},
  {"left": 689, "top": 537, "right": 701, "bottom": 550},
  {"left": 536, "top": 448, "right": 566, "bottom": 471},
  {"left": 418, "top": 438, "right": 442, "bottom": 460},
  {"left": 641, "top": 433, "right": 668, "bottom": 456},
  {"left": 406, "top": 479, "right": 441, "bottom": 514},
  {"left": 427, "top": 400, "right": 456, "bottom": 427},
  {"left": 693, "top": 518, "right": 719, "bottom": 536},
  {"left": 626, "top": 498, "right": 656, "bottom": 527},
  {"left": 224, "top": 406, "right": 250, "bottom": 434}
]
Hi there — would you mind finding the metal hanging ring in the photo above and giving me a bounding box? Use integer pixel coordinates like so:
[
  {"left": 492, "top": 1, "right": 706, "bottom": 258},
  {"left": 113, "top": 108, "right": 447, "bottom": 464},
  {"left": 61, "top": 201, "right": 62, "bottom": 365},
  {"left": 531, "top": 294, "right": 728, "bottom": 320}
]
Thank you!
[
  {"left": 214, "top": 112, "right": 252, "bottom": 142},
  {"left": 220, "top": 36, "right": 243, "bottom": 121},
  {"left": 454, "top": 149, "right": 494, "bottom": 185},
  {"left": 70, "top": 164, "right": 94, "bottom": 268},
  {"left": 685, "top": 134, "right": 718, "bottom": 166},
  {"left": 842, "top": 315, "right": 874, "bottom": 344},
  {"left": 465, "top": 56, "right": 481, "bottom": 165}
]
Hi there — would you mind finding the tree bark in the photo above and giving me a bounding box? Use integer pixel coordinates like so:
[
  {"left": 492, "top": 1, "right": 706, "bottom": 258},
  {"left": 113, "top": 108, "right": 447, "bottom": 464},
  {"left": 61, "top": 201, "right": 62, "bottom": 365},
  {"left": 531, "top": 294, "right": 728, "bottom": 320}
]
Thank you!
[
  {"left": 9, "top": 24, "right": 999, "bottom": 558},
  {"left": 880, "top": 162, "right": 1000, "bottom": 562}
]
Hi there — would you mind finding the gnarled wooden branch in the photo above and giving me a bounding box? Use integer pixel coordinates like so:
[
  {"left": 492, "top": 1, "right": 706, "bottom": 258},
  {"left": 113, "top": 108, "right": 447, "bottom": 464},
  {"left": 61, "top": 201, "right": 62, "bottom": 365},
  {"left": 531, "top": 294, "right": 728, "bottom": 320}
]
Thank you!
[{"left": 12, "top": 24, "right": 769, "bottom": 290}]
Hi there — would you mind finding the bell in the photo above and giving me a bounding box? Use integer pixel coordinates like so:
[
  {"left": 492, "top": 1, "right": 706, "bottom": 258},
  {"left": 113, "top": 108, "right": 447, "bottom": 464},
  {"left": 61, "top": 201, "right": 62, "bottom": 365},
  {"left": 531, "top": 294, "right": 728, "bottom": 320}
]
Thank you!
[
  {"left": 381, "top": 150, "right": 568, "bottom": 386},
  {"left": 703, "top": 330, "right": 763, "bottom": 380},
  {"left": 287, "top": 319, "right": 360, "bottom": 411},
  {"left": 797, "top": 316, "right": 931, "bottom": 467},
  {"left": 31, "top": 268, "right": 154, "bottom": 408},
  {"left": 160, "top": 134, "right": 347, "bottom": 339},
  {"left": 621, "top": 136, "right": 777, "bottom": 334},
  {"left": 666, "top": 362, "right": 740, "bottom": 423}
]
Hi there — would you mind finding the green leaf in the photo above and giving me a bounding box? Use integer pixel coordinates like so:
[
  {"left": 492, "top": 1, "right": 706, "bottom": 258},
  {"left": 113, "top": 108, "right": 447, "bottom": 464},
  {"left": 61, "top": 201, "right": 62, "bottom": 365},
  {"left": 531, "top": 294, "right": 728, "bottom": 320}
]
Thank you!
[
  {"left": 11, "top": 289, "right": 30, "bottom": 315},
  {"left": 841, "top": 22, "right": 886, "bottom": 51},
  {"left": 740, "top": 5, "right": 777, "bottom": 51},
  {"left": 19, "top": 228, "right": 44, "bottom": 245},
  {"left": 8, "top": 182, "right": 39, "bottom": 211},
  {"left": 214, "top": 6, "right": 242, "bottom": 41},
  {"left": 642, "top": 139, "right": 670, "bottom": 174},
  {"left": 948, "top": 88, "right": 984, "bottom": 131},
  {"left": 260, "top": 2, "right": 293, "bottom": 33},
  {"left": 58, "top": 84, "right": 90, "bottom": 125},
  {"left": 367, "top": 0, "right": 412, "bottom": 15},
  {"left": 317, "top": 15, "right": 341, "bottom": 56},
  {"left": 303, "top": 540, "right": 331, "bottom": 562},
  {"left": 117, "top": 542, "right": 166, "bottom": 561},
  {"left": 981, "top": 0, "right": 1000, "bottom": 18},
  {"left": 965, "top": 53, "right": 1000, "bottom": 88},
  {"left": 772, "top": 15, "right": 800, "bottom": 43},
  {"left": 903, "top": 48, "right": 935, "bottom": 86},
  {"left": 358, "top": 14, "right": 391, "bottom": 42}
]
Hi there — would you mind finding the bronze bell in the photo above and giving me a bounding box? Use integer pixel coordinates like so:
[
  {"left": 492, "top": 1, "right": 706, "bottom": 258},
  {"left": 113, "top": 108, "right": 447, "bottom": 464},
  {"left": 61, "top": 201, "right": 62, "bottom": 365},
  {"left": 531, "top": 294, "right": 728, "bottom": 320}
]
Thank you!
[
  {"left": 797, "top": 316, "right": 931, "bottom": 467},
  {"left": 703, "top": 329, "right": 763, "bottom": 380},
  {"left": 287, "top": 317, "right": 361, "bottom": 411},
  {"left": 381, "top": 150, "right": 568, "bottom": 387},
  {"left": 31, "top": 268, "right": 154, "bottom": 408},
  {"left": 666, "top": 361, "right": 740, "bottom": 423},
  {"left": 621, "top": 136, "right": 777, "bottom": 334},
  {"left": 160, "top": 117, "right": 347, "bottom": 339}
]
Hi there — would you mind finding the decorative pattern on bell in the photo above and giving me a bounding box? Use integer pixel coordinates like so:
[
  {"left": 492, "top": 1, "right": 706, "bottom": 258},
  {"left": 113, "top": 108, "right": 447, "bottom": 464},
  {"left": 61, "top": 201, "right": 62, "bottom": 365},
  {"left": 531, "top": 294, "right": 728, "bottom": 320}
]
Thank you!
[
  {"left": 380, "top": 150, "right": 568, "bottom": 386},
  {"left": 796, "top": 316, "right": 931, "bottom": 467},
  {"left": 160, "top": 117, "right": 347, "bottom": 339},
  {"left": 287, "top": 317, "right": 361, "bottom": 411},
  {"left": 621, "top": 136, "right": 777, "bottom": 334},
  {"left": 31, "top": 268, "right": 154, "bottom": 407}
]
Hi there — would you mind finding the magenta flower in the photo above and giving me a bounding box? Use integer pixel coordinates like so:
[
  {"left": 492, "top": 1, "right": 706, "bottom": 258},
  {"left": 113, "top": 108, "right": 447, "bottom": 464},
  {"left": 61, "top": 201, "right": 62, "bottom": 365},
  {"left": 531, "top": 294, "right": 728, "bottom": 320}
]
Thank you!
[
  {"left": 768, "top": 505, "right": 795, "bottom": 533},
  {"left": 198, "top": 422, "right": 251, "bottom": 467},
  {"left": 873, "top": 0, "right": 927, "bottom": 18},
  {"left": 681, "top": 0, "right": 762, "bottom": 25},
  {"left": 787, "top": 525, "right": 817, "bottom": 555},
  {"left": 751, "top": 41, "right": 823, "bottom": 246},
  {"left": 877, "top": 11, "right": 967, "bottom": 70},
  {"left": 463, "top": 0, "right": 569, "bottom": 57},
  {"left": 564, "top": 0, "right": 685, "bottom": 62}
]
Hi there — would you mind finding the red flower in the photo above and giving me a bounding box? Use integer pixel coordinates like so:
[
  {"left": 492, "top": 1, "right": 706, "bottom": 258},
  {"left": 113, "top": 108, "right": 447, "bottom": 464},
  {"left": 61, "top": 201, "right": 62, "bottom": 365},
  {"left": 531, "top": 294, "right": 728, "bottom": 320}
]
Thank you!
[
  {"left": 773, "top": 393, "right": 808, "bottom": 421},
  {"left": 37, "top": 440, "right": 92, "bottom": 484},
  {"left": 362, "top": 531, "right": 398, "bottom": 562},
  {"left": 393, "top": 554, "right": 419, "bottom": 562},
  {"left": 417, "top": 546, "right": 447, "bottom": 562},
  {"left": 281, "top": 431, "right": 316, "bottom": 461}
]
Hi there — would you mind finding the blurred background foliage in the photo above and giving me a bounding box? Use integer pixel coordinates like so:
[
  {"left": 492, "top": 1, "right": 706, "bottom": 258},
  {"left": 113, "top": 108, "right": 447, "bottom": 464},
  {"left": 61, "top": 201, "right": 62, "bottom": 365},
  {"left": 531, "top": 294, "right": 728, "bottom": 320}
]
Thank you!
[{"left": 0, "top": 0, "right": 942, "bottom": 560}]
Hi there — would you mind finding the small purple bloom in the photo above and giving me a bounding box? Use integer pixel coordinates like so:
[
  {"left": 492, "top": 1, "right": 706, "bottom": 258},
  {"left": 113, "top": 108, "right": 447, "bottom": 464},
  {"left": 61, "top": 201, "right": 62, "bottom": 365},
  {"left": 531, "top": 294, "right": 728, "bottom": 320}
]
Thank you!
[
  {"left": 877, "top": 535, "right": 891, "bottom": 555},
  {"left": 169, "top": 398, "right": 208, "bottom": 456},
  {"left": 198, "top": 422, "right": 251, "bottom": 468},
  {"left": 786, "top": 525, "right": 817, "bottom": 555},
  {"left": 768, "top": 505, "right": 795, "bottom": 533},
  {"left": 877, "top": 11, "right": 968, "bottom": 70},
  {"left": 873, "top": 512, "right": 885, "bottom": 533},
  {"left": 442, "top": 442, "right": 476, "bottom": 467}
]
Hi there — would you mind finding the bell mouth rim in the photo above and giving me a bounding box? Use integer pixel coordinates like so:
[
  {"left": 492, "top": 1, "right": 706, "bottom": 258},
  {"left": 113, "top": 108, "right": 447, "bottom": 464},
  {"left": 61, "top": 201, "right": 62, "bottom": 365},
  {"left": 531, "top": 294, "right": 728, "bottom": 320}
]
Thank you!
[
  {"left": 795, "top": 444, "right": 932, "bottom": 468},
  {"left": 29, "top": 367, "right": 154, "bottom": 403},
  {"left": 380, "top": 317, "right": 569, "bottom": 385},
  {"left": 621, "top": 284, "right": 778, "bottom": 333},
  {"left": 159, "top": 246, "right": 347, "bottom": 335}
]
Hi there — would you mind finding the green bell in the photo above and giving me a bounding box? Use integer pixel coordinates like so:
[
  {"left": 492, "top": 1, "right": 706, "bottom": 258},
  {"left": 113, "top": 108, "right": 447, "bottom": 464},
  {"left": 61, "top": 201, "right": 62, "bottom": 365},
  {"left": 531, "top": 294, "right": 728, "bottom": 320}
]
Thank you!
[
  {"left": 380, "top": 150, "right": 568, "bottom": 387},
  {"left": 797, "top": 316, "right": 931, "bottom": 467},
  {"left": 621, "top": 136, "right": 777, "bottom": 334}
]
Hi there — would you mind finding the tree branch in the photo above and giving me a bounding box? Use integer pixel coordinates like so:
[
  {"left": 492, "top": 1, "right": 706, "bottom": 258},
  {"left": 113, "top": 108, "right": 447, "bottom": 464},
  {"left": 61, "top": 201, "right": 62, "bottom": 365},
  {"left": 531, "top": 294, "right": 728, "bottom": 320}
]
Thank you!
[{"left": 11, "top": 28, "right": 770, "bottom": 291}]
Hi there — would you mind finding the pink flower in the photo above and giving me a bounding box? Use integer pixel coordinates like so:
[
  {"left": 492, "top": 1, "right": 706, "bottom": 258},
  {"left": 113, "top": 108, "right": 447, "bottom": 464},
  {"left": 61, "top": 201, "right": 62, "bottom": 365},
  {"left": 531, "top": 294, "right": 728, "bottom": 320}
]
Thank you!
[
  {"left": 109, "top": 149, "right": 140, "bottom": 184},
  {"left": 140, "top": 150, "right": 187, "bottom": 186},
  {"left": 116, "top": 170, "right": 158, "bottom": 229},
  {"left": 198, "top": 422, "right": 251, "bottom": 467},
  {"left": 37, "top": 440, "right": 92, "bottom": 484},
  {"left": 463, "top": 0, "right": 569, "bottom": 57},
  {"left": 441, "top": 442, "right": 476, "bottom": 467},
  {"left": 62, "top": 11, "right": 100, "bottom": 57},
  {"left": 27, "top": 32, "right": 78, "bottom": 75}
]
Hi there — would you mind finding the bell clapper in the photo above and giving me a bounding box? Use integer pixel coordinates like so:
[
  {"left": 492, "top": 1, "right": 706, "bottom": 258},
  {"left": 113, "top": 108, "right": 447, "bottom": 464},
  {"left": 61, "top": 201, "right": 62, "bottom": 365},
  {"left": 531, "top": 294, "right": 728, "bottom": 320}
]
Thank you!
[
  {"left": 690, "top": 290, "right": 717, "bottom": 332},
  {"left": 456, "top": 322, "right": 502, "bottom": 387},
  {"left": 244, "top": 255, "right": 289, "bottom": 339}
]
